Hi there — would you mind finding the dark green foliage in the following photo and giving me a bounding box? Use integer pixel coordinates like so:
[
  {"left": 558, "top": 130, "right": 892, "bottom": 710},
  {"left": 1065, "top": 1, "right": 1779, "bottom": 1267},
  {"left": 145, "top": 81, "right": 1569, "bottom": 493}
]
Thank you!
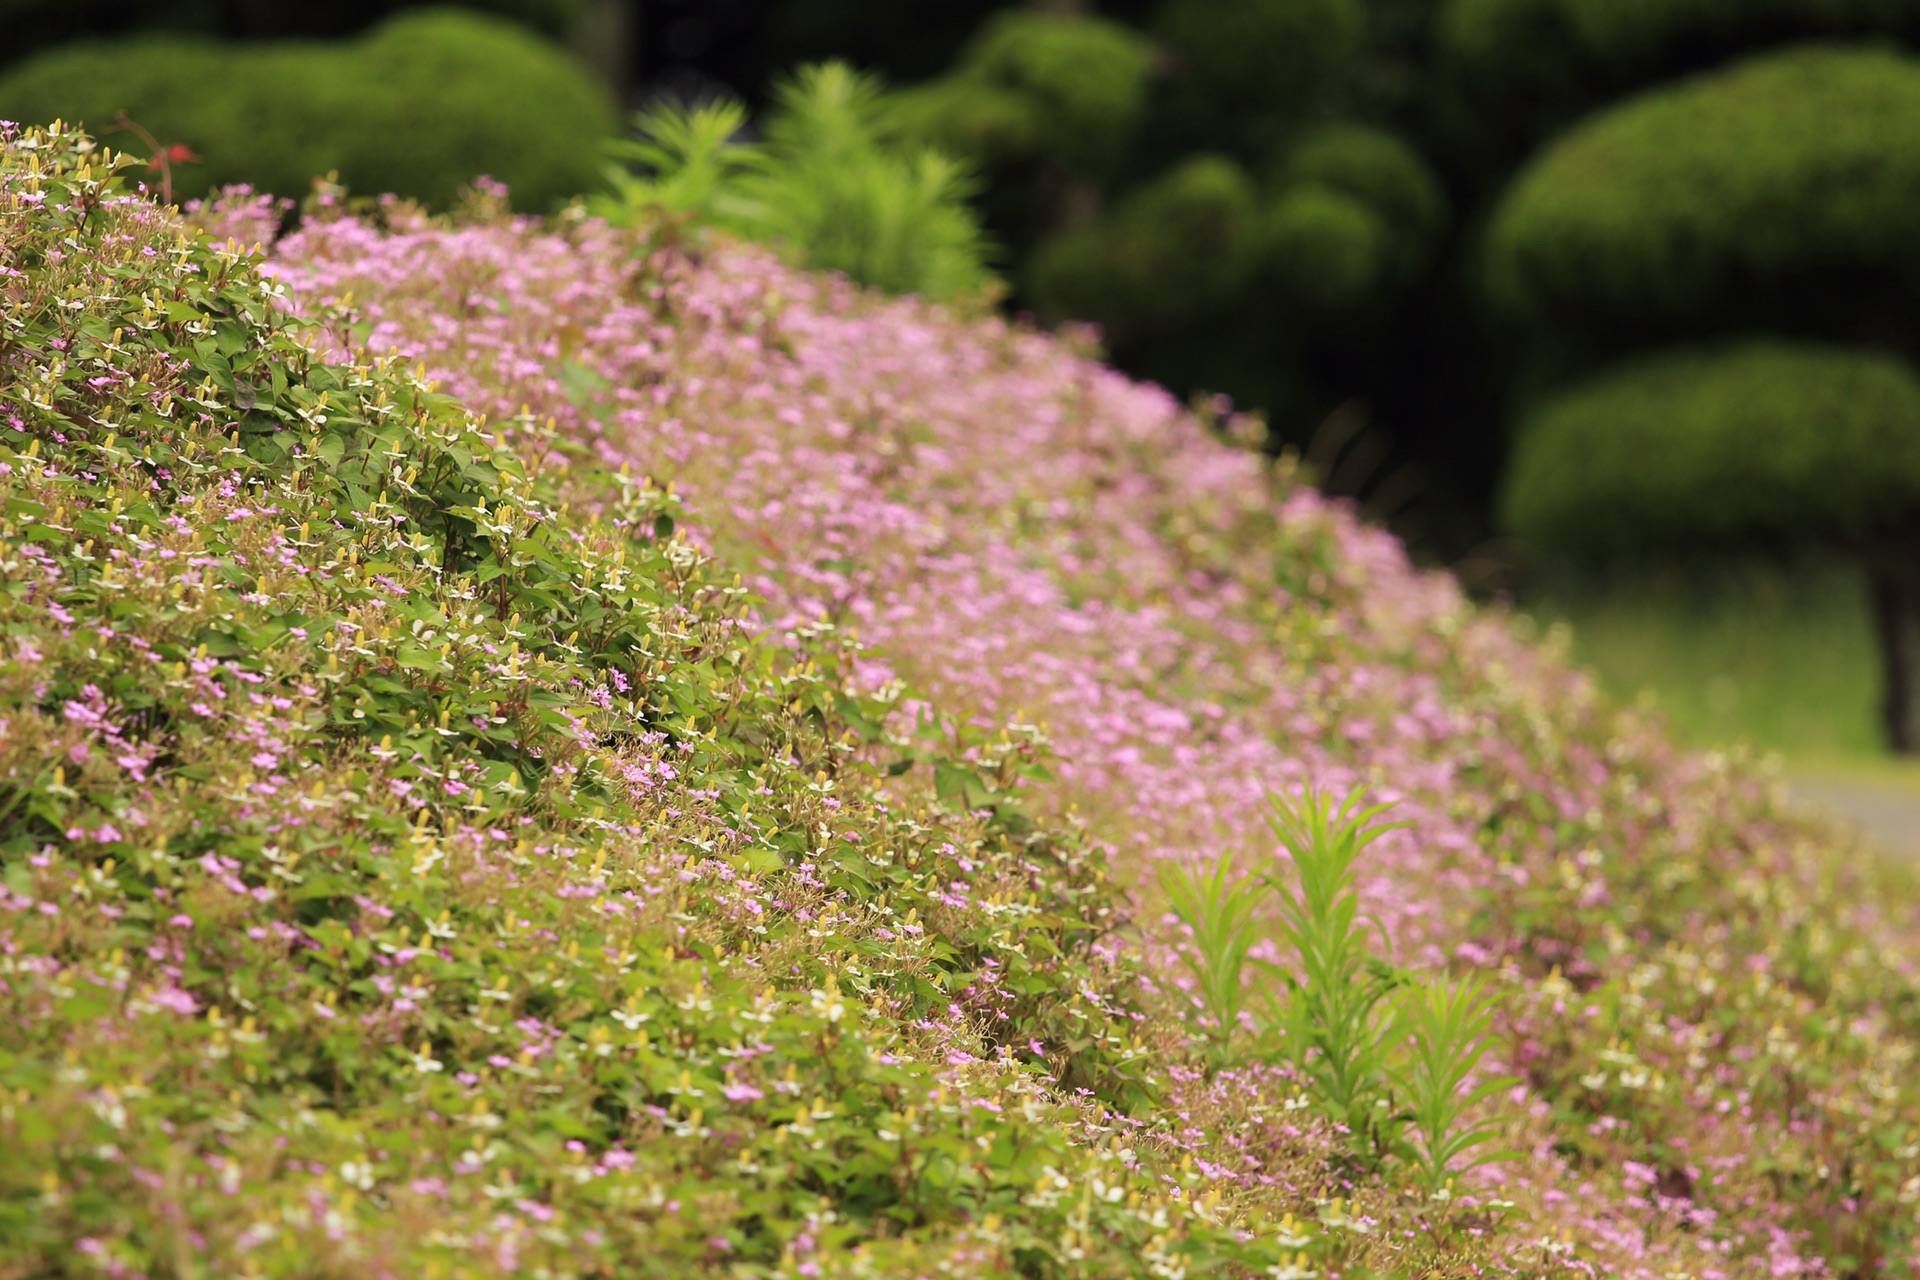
[
  {"left": 892, "top": 11, "right": 1156, "bottom": 176},
  {"left": 1285, "top": 124, "right": 1448, "bottom": 252},
  {"left": 1260, "top": 124, "right": 1450, "bottom": 316},
  {"left": 1441, "top": 0, "right": 1920, "bottom": 141},
  {"left": 1153, "top": 0, "right": 1366, "bottom": 118},
  {"left": 0, "top": 8, "right": 617, "bottom": 210},
  {"left": 1485, "top": 45, "right": 1920, "bottom": 337},
  {"left": 1026, "top": 154, "right": 1258, "bottom": 338},
  {"left": 1259, "top": 187, "right": 1392, "bottom": 317},
  {"left": 1502, "top": 341, "right": 1920, "bottom": 554}
]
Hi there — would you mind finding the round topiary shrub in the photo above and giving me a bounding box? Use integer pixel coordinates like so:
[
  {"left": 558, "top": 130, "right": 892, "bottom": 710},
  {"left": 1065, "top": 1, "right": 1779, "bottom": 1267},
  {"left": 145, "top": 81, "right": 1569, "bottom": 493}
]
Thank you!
[
  {"left": 893, "top": 11, "right": 1156, "bottom": 176},
  {"left": 1259, "top": 186, "right": 1391, "bottom": 317},
  {"left": 0, "top": 7, "right": 617, "bottom": 210},
  {"left": 1442, "top": 0, "right": 1920, "bottom": 107},
  {"left": 1483, "top": 44, "right": 1920, "bottom": 334},
  {"left": 1027, "top": 154, "right": 1257, "bottom": 338},
  {"left": 1285, "top": 125, "right": 1449, "bottom": 250},
  {"left": 1502, "top": 340, "right": 1920, "bottom": 553},
  {"left": 1504, "top": 337, "right": 1920, "bottom": 748},
  {"left": 1153, "top": 0, "right": 1364, "bottom": 117}
]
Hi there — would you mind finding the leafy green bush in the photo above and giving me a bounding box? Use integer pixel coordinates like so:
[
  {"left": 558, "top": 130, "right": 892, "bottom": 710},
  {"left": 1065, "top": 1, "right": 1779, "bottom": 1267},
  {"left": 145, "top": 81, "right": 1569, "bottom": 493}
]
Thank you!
[
  {"left": 596, "top": 63, "right": 995, "bottom": 303},
  {"left": 891, "top": 11, "right": 1157, "bottom": 177},
  {"left": 1025, "top": 154, "right": 1258, "bottom": 337},
  {"left": 1501, "top": 341, "right": 1920, "bottom": 554},
  {"left": 1442, "top": 0, "right": 1920, "bottom": 114},
  {"left": 0, "top": 8, "right": 616, "bottom": 210},
  {"left": 1285, "top": 124, "right": 1449, "bottom": 258},
  {"left": 1484, "top": 45, "right": 1920, "bottom": 333},
  {"left": 1153, "top": 0, "right": 1365, "bottom": 118},
  {"left": 1259, "top": 186, "right": 1392, "bottom": 317}
]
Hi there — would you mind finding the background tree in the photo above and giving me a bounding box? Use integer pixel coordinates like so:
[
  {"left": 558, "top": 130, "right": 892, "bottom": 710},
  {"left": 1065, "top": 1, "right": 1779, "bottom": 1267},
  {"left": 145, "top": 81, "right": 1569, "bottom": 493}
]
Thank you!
[
  {"left": 0, "top": 8, "right": 619, "bottom": 211},
  {"left": 1489, "top": 44, "right": 1920, "bottom": 749}
]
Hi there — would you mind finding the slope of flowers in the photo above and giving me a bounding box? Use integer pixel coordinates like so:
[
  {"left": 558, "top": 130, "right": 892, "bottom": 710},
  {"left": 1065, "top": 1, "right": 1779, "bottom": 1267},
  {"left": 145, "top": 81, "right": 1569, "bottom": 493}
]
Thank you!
[
  {"left": 0, "top": 127, "right": 1379, "bottom": 1280},
  {"left": 257, "top": 195, "right": 1920, "bottom": 1277}
]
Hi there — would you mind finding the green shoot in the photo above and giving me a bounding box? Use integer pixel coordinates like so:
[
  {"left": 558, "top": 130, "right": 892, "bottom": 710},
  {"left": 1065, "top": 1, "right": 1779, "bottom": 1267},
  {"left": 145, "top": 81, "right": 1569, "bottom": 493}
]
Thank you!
[
  {"left": 595, "top": 63, "right": 996, "bottom": 302},
  {"left": 1160, "top": 786, "right": 1517, "bottom": 1189},
  {"left": 1391, "top": 971, "right": 1518, "bottom": 1198},
  {"left": 1263, "top": 787, "right": 1406, "bottom": 1164},
  {"left": 597, "top": 98, "right": 767, "bottom": 229},
  {"left": 1156, "top": 850, "right": 1270, "bottom": 1068}
]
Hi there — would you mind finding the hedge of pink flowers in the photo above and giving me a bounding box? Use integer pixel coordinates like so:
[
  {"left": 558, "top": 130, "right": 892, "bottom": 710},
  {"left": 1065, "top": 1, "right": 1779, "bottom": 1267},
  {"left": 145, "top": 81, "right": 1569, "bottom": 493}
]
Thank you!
[{"left": 247, "top": 194, "right": 1920, "bottom": 1277}]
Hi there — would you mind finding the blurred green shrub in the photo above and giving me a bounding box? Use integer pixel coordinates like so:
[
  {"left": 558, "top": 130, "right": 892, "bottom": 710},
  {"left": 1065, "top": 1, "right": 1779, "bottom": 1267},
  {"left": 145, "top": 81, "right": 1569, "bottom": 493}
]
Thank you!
[
  {"left": 595, "top": 62, "right": 995, "bottom": 303},
  {"left": 1154, "top": 0, "right": 1365, "bottom": 119},
  {"left": 1258, "top": 125, "right": 1449, "bottom": 318},
  {"left": 892, "top": 11, "right": 1156, "bottom": 177},
  {"left": 1285, "top": 125, "right": 1448, "bottom": 254},
  {"left": 1025, "top": 154, "right": 1258, "bottom": 337},
  {"left": 0, "top": 8, "right": 617, "bottom": 210},
  {"left": 1484, "top": 45, "right": 1920, "bottom": 333},
  {"left": 1442, "top": 0, "right": 1920, "bottom": 125},
  {"left": 1259, "top": 186, "right": 1392, "bottom": 318},
  {"left": 1502, "top": 341, "right": 1920, "bottom": 554}
]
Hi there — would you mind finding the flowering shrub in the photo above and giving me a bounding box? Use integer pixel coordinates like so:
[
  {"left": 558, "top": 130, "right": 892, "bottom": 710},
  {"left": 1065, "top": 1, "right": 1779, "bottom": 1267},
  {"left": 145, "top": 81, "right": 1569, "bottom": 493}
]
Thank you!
[
  {"left": 262, "top": 186, "right": 1920, "bottom": 1278},
  {"left": 5, "top": 122, "right": 1920, "bottom": 1280},
  {"left": 0, "top": 126, "right": 1313, "bottom": 1279}
]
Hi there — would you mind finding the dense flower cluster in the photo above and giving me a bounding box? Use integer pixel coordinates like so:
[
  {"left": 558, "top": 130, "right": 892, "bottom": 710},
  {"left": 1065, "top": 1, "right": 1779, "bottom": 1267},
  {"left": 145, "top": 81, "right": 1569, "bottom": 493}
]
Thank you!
[
  {"left": 0, "top": 128, "right": 1333, "bottom": 1279},
  {"left": 3, "top": 123, "right": 1919, "bottom": 1279},
  {"left": 266, "top": 194, "right": 1920, "bottom": 1276}
]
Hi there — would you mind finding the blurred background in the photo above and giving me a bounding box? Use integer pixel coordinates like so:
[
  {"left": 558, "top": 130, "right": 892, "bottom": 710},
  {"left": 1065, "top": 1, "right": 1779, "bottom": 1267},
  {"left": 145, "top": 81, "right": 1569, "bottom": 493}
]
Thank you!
[{"left": 6, "top": 0, "right": 1920, "bottom": 820}]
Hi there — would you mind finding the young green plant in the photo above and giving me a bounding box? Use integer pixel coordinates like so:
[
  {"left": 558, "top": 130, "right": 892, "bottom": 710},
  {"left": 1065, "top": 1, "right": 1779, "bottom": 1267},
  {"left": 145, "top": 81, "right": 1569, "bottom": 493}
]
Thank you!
[
  {"left": 1157, "top": 848, "right": 1271, "bottom": 1069},
  {"left": 1264, "top": 787, "right": 1407, "bottom": 1166},
  {"left": 1390, "top": 971, "right": 1518, "bottom": 1199},
  {"left": 595, "top": 62, "right": 996, "bottom": 302},
  {"left": 1162, "top": 787, "right": 1516, "bottom": 1188}
]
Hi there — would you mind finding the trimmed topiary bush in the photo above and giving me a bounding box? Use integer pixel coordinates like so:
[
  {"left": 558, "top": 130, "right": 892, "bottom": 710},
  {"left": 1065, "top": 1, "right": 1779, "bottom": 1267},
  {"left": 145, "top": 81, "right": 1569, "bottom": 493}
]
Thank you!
[
  {"left": 0, "top": 7, "right": 617, "bottom": 210},
  {"left": 1503, "top": 340, "right": 1920, "bottom": 552},
  {"left": 1258, "top": 186, "right": 1393, "bottom": 317},
  {"left": 1503, "top": 339, "right": 1920, "bottom": 747},
  {"left": 1026, "top": 154, "right": 1258, "bottom": 337},
  {"left": 1484, "top": 44, "right": 1920, "bottom": 335},
  {"left": 891, "top": 11, "right": 1157, "bottom": 177},
  {"left": 1259, "top": 124, "right": 1451, "bottom": 316},
  {"left": 1442, "top": 0, "right": 1920, "bottom": 115},
  {"left": 1284, "top": 125, "right": 1449, "bottom": 253},
  {"left": 1153, "top": 0, "right": 1365, "bottom": 118}
]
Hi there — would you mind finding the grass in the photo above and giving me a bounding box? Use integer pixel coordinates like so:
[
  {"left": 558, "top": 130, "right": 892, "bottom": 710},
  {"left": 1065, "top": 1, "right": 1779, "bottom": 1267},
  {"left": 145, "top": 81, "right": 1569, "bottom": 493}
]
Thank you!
[
  {"left": 1522, "top": 560, "right": 1888, "bottom": 761},
  {"left": 1523, "top": 561, "right": 1920, "bottom": 856}
]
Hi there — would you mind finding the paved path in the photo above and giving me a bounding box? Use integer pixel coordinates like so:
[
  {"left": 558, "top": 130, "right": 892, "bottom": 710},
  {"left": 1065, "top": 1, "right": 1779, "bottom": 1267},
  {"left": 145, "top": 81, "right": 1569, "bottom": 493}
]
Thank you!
[{"left": 1786, "top": 771, "right": 1920, "bottom": 857}]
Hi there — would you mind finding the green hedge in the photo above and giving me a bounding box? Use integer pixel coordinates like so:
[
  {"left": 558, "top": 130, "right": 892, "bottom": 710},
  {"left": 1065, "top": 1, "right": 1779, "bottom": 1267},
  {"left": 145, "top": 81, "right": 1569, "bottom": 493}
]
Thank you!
[
  {"left": 0, "top": 8, "right": 617, "bottom": 210},
  {"left": 1026, "top": 155, "right": 1257, "bottom": 338},
  {"left": 1502, "top": 341, "right": 1920, "bottom": 553},
  {"left": 892, "top": 11, "right": 1156, "bottom": 176},
  {"left": 1484, "top": 45, "right": 1920, "bottom": 332}
]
